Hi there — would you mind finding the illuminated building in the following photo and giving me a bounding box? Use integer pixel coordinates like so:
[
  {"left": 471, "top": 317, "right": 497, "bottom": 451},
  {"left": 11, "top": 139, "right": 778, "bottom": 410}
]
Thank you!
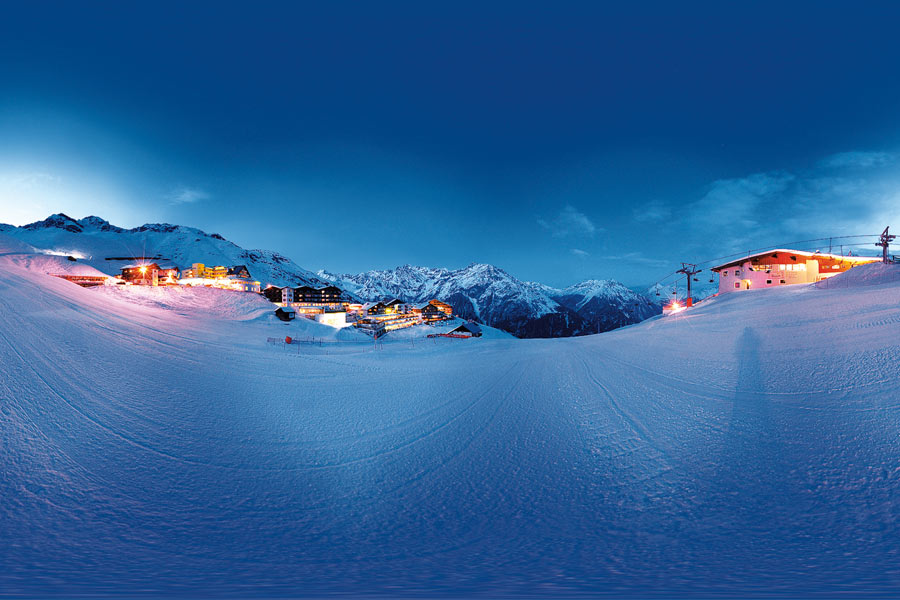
[
  {"left": 412, "top": 302, "right": 448, "bottom": 323},
  {"left": 354, "top": 310, "right": 421, "bottom": 335},
  {"left": 428, "top": 299, "right": 453, "bottom": 316},
  {"left": 293, "top": 285, "right": 344, "bottom": 303},
  {"left": 120, "top": 263, "right": 160, "bottom": 286},
  {"left": 228, "top": 279, "right": 261, "bottom": 293},
  {"left": 366, "top": 302, "right": 386, "bottom": 315},
  {"left": 227, "top": 265, "right": 251, "bottom": 279},
  {"left": 182, "top": 263, "right": 205, "bottom": 278},
  {"left": 315, "top": 311, "right": 348, "bottom": 328},
  {"left": 711, "top": 250, "right": 880, "bottom": 294},
  {"left": 382, "top": 299, "right": 408, "bottom": 314},
  {"left": 51, "top": 274, "right": 111, "bottom": 287},
  {"left": 355, "top": 318, "right": 386, "bottom": 337}
]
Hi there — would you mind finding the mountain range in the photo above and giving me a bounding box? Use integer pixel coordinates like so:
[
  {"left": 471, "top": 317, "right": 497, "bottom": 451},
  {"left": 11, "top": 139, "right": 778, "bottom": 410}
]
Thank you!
[
  {"left": 318, "top": 264, "right": 660, "bottom": 338},
  {"left": 2, "top": 213, "right": 662, "bottom": 338}
]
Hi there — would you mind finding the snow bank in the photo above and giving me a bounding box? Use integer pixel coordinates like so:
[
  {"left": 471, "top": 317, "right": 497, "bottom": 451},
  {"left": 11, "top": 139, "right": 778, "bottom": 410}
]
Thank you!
[
  {"left": 3, "top": 252, "right": 112, "bottom": 278},
  {"left": 816, "top": 260, "right": 900, "bottom": 288}
]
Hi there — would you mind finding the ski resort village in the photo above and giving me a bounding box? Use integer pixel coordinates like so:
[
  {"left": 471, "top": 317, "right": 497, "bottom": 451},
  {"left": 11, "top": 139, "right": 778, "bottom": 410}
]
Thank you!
[{"left": 113, "top": 259, "right": 461, "bottom": 338}]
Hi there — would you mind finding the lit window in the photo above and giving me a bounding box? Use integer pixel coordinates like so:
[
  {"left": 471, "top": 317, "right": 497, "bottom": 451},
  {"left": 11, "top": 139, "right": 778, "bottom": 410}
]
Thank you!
[{"left": 734, "top": 282, "right": 740, "bottom": 289}]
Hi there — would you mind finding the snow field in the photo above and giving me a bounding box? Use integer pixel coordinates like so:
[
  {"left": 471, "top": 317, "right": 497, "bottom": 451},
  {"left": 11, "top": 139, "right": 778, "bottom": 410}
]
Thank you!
[{"left": 3, "top": 244, "right": 900, "bottom": 597}]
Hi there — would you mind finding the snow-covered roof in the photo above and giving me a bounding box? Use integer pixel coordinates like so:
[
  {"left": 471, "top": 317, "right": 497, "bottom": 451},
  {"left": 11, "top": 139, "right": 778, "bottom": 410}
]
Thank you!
[
  {"left": 451, "top": 322, "right": 482, "bottom": 335},
  {"left": 711, "top": 249, "right": 881, "bottom": 272}
]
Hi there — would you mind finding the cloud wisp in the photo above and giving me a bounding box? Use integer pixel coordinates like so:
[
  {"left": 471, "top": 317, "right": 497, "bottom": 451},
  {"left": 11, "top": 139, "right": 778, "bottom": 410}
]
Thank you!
[
  {"left": 633, "top": 199, "right": 672, "bottom": 223},
  {"left": 818, "top": 151, "right": 896, "bottom": 170},
  {"left": 168, "top": 186, "right": 210, "bottom": 205},
  {"left": 538, "top": 205, "right": 598, "bottom": 238},
  {"left": 600, "top": 252, "right": 669, "bottom": 268}
]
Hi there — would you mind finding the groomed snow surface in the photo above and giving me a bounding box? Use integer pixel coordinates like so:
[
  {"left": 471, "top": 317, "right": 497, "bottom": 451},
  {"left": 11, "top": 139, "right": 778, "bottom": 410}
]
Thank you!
[{"left": 3, "top": 238, "right": 900, "bottom": 598}]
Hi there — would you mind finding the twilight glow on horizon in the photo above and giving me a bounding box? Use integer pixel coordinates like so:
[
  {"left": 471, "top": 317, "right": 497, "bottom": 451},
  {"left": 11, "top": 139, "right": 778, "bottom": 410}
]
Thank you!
[{"left": 2, "top": 2, "right": 900, "bottom": 287}]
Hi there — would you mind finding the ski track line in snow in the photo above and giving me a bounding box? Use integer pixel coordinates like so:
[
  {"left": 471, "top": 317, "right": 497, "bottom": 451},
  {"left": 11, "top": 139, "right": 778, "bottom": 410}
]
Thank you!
[
  {"left": 303, "top": 361, "right": 528, "bottom": 543},
  {"left": 0, "top": 316, "right": 227, "bottom": 471},
  {"left": 854, "top": 313, "right": 900, "bottom": 329},
  {"left": 574, "top": 354, "right": 675, "bottom": 469},
  {"left": 250, "top": 360, "right": 517, "bottom": 449},
  {"left": 291, "top": 360, "right": 526, "bottom": 472}
]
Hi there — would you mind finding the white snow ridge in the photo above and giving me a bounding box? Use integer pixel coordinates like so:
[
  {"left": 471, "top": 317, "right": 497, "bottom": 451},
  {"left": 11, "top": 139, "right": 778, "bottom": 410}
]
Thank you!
[{"left": 3, "top": 233, "right": 900, "bottom": 597}]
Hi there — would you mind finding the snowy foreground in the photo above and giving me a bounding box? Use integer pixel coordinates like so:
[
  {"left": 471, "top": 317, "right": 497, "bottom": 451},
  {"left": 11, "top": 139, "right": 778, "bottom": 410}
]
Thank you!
[{"left": 3, "top": 239, "right": 900, "bottom": 598}]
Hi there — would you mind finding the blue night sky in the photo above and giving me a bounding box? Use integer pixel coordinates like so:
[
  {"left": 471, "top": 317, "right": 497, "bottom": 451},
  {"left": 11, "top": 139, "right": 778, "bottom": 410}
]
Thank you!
[{"left": 2, "top": 2, "right": 900, "bottom": 287}]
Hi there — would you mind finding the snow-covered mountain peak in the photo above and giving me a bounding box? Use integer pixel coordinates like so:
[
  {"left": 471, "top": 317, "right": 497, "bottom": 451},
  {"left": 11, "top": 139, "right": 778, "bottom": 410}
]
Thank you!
[
  {"left": 561, "top": 278, "right": 631, "bottom": 298},
  {"left": 23, "top": 213, "right": 84, "bottom": 232},
  {"left": 78, "top": 216, "right": 125, "bottom": 233}
]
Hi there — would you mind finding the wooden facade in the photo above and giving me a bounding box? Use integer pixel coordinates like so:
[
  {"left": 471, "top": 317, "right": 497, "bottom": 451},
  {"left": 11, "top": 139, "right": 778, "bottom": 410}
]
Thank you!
[
  {"left": 228, "top": 265, "right": 252, "bottom": 279},
  {"left": 263, "top": 286, "right": 284, "bottom": 303},
  {"left": 429, "top": 299, "right": 453, "bottom": 316}
]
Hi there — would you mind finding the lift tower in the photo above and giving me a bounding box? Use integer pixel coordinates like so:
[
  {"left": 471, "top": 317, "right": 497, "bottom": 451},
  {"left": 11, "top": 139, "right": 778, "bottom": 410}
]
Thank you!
[
  {"left": 676, "top": 263, "right": 702, "bottom": 307},
  {"left": 876, "top": 226, "right": 896, "bottom": 263}
]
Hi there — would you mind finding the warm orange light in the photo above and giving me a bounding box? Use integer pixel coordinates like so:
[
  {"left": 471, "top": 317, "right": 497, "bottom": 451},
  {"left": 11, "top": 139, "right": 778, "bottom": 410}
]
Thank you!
[
  {"left": 666, "top": 301, "right": 685, "bottom": 314},
  {"left": 139, "top": 266, "right": 147, "bottom": 274}
]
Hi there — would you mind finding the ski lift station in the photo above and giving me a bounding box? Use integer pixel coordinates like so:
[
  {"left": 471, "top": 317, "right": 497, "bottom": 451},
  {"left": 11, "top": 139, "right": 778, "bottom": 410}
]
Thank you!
[{"left": 710, "top": 249, "right": 880, "bottom": 294}]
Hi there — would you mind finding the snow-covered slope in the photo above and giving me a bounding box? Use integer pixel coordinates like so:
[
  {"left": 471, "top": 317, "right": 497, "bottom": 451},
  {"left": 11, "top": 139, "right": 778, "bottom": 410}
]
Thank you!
[
  {"left": 319, "top": 264, "right": 658, "bottom": 338},
  {"left": 1, "top": 213, "right": 329, "bottom": 288},
  {"left": 4, "top": 238, "right": 900, "bottom": 596}
]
